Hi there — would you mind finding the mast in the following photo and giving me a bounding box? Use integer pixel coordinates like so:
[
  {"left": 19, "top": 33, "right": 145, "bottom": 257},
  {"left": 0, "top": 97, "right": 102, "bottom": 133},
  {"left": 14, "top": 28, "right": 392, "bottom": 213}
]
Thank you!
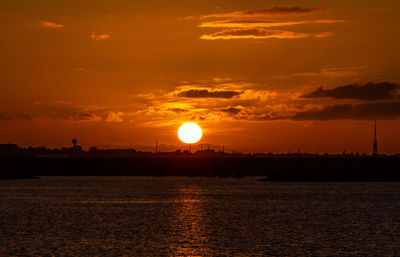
[{"left": 373, "top": 120, "right": 378, "bottom": 156}]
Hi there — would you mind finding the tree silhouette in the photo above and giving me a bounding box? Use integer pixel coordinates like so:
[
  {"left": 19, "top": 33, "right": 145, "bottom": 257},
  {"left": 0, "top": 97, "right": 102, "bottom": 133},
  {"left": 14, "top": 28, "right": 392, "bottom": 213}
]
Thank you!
[{"left": 72, "top": 138, "right": 77, "bottom": 149}]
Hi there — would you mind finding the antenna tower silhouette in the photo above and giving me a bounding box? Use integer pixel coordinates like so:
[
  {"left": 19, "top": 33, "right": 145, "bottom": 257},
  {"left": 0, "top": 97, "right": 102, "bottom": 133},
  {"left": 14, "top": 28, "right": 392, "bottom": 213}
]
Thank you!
[{"left": 373, "top": 120, "right": 378, "bottom": 156}]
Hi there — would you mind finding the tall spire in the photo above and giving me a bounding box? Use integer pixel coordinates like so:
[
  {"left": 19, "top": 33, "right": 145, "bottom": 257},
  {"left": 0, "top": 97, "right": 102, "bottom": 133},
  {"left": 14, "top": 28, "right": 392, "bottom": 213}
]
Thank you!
[{"left": 373, "top": 120, "right": 378, "bottom": 156}]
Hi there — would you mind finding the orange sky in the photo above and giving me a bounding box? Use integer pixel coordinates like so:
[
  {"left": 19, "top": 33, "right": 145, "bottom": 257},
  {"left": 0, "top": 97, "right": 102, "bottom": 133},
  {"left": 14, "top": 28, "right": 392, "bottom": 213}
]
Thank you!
[{"left": 1, "top": 0, "right": 400, "bottom": 153}]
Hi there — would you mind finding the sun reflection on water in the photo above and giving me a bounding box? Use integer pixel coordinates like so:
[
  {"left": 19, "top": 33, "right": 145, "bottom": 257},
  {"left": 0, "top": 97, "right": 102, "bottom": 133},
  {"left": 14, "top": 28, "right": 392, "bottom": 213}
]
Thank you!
[{"left": 169, "top": 186, "right": 210, "bottom": 256}]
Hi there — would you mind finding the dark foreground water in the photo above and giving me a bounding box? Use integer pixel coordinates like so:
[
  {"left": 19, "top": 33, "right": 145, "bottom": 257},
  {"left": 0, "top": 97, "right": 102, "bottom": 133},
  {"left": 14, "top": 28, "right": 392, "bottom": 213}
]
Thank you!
[{"left": 1, "top": 177, "right": 400, "bottom": 256}]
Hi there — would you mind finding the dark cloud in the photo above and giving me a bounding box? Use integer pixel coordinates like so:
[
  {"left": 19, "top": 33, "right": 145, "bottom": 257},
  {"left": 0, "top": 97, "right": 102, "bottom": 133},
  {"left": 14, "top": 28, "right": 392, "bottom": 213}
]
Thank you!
[
  {"left": 40, "top": 105, "right": 103, "bottom": 121},
  {"left": 227, "top": 102, "right": 400, "bottom": 121},
  {"left": 21, "top": 115, "right": 32, "bottom": 121},
  {"left": 221, "top": 107, "right": 242, "bottom": 115},
  {"left": 71, "top": 112, "right": 100, "bottom": 121},
  {"left": 3, "top": 104, "right": 107, "bottom": 122},
  {"left": 0, "top": 114, "right": 31, "bottom": 121},
  {"left": 291, "top": 102, "right": 400, "bottom": 120},
  {"left": 302, "top": 82, "right": 399, "bottom": 101},
  {"left": 0, "top": 114, "right": 11, "bottom": 121},
  {"left": 177, "top": 89, "right": 242, "bottom": 99},
  {"left": 241, "top": 6, "right": 324, "bottom": 16},
  {"left": 202, "top": 6, "right": 324, "bottom": 18},
  {"left": 168, "top": 108, "right": 188, "bottom": 113}
]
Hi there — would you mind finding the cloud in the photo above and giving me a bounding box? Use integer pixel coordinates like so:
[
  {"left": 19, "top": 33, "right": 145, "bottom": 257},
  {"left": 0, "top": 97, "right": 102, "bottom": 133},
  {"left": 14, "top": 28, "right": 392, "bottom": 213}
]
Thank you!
[
  {"left": 177, "top": 89, "right": 242, "bottom": 98},
  {"left": 221, "top": 107, "right": 242, "bottom": 115},
  {"left": 201, "top": 28, "right": 325, "bottom": 40},
  {"left": 28, "top": 102, "right": 109, "bottom": 122},
  {"left": 128, "top": 78, "right": 298, "bottom": 125},
  {"left": 0, "top": 113, "right": 32, "bottom": 121},
  {"left": 179, "top": 15, "right": 195, "bottom": 21},
  {"left": 43, "top": 105, "right": 103, "bottom": 122},
  {"left": 222, "top": 102, "right": 400, "bottom": 121},
  {"left": 302, "top": 82, "right": 399, "bottom": 101},
  {"left": 168, "top": 108, "right": 188, "bottom": 113},
  {"left": 314, "top": 32, "right": 334, "bottom": 38},
  {"left": 197, "top": 6, "right": 343, "bottom": 41},
  {"left": 286, "top": 65, "right": 378, "bottom": 79},
  {"left": 91, "top": 32, "right": 110, "bottom": 41},
  {"left": 0, "top": 114, "right": 28, "bottom": 121},
  {"left": 0, "top": 114, "right": 11, "bottom": 121},
  {"left": 128, "top": 78, "right": 400, "bottom": 124},
  {"left": 52, "top": 100, "right": 72, "bottom": 105},
  {"left": 105, "top": 112, "right": 124, "bottom": 122},
  {"left": 199, "top": 19, "right": 346, "bottom": 29},
  {"left": 39, "top": 21, "right": 64, "bottom": 29},
  {"left": 201, "top": 6, "right": 325, "bottom": 19},
  {"left": 291, "top": 102, "right": 400, "bottom": 120},
  {"left": 71, "top": 112, "right": 102, "bottom": 121}
]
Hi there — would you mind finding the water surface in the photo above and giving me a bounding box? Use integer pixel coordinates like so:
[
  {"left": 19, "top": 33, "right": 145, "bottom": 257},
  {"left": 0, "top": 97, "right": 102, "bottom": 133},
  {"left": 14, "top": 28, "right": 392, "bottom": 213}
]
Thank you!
[{"left": 1, "top": 177, "right": 400, "bottom": 256}]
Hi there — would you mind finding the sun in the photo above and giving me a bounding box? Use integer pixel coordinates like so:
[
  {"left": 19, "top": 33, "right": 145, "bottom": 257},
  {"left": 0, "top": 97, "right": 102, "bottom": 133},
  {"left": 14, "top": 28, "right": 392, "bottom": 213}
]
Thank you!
[{"left": 178, "top": 122, "right": 202, "bottom": 144}]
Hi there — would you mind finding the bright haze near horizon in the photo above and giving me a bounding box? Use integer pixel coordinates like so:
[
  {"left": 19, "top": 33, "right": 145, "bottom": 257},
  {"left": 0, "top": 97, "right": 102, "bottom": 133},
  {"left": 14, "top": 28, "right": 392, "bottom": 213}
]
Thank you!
[{"left": 0, "top": 0, "right": 399, "bottom": 154}]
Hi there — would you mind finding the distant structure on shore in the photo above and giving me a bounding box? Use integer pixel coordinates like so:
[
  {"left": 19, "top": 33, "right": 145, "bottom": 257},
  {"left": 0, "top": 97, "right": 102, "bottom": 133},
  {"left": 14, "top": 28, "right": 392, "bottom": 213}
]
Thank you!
[
  {"left": 373, "top": 120, "right": 378, "bottom": 156},
  {"left": 72, "top": 138, "right": 78, "bottom": 150},
  {"left": 0, "top": 120, "right": 398, "bottom": 158}
]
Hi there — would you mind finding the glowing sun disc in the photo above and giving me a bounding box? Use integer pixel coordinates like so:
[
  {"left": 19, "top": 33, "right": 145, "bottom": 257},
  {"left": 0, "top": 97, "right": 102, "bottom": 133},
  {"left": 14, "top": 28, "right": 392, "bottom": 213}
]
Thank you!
[{"left": 178, "top": 122, "right": 202, "bottom": 144}]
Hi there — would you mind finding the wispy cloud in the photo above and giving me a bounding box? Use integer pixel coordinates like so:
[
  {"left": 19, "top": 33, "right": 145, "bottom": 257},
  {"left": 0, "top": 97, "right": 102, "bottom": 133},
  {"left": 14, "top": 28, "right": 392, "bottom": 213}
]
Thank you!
[
  {"left": 0, "top": 101, "right": 130, "bottom": 123},
  {"left": 201, "top": 28, "right": 326, "bottom": 40},
  {"left": 199, "top": 19, "right": 346, "bottom": 29},
  {"left": 201, "top": 6, "right": 325, "bottom": 19},
  {"left": 179, "top": 15, "right": 195, "bottom": 21},
  {"left": 39, "top": 21, "right": 64, "bottom": 29},
  {"left": 91, "top": 32, "right": 110, "bottom": 41},
  {"left": 314, "top": 32, "right": 334, "bottom": 38},
  {"left": 286, "top": 65, "right": 378, "bottom": 79},
  {"left": 196, "top": 6, "right": 344, "bottom": 41}
]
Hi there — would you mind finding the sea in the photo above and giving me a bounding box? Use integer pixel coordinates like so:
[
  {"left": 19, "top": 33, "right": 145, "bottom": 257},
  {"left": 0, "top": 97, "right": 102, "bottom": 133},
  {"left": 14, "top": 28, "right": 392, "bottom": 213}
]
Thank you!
[{"left": 1, "top": 177, "right": 400, "bottom": 256}]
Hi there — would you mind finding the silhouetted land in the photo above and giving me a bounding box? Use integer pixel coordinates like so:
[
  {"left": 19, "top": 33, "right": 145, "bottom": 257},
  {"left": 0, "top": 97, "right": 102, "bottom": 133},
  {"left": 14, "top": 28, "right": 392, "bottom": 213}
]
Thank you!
[{"left": 1, "top": 144, "right": 400, "bottom": 181}]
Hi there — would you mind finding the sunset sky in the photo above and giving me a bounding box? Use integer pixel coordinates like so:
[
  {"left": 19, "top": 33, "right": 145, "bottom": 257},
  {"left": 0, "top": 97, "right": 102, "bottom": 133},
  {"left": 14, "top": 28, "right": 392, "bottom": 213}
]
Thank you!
[{"left": 1, "top": 0, "right": 400, "bottom": 153}]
